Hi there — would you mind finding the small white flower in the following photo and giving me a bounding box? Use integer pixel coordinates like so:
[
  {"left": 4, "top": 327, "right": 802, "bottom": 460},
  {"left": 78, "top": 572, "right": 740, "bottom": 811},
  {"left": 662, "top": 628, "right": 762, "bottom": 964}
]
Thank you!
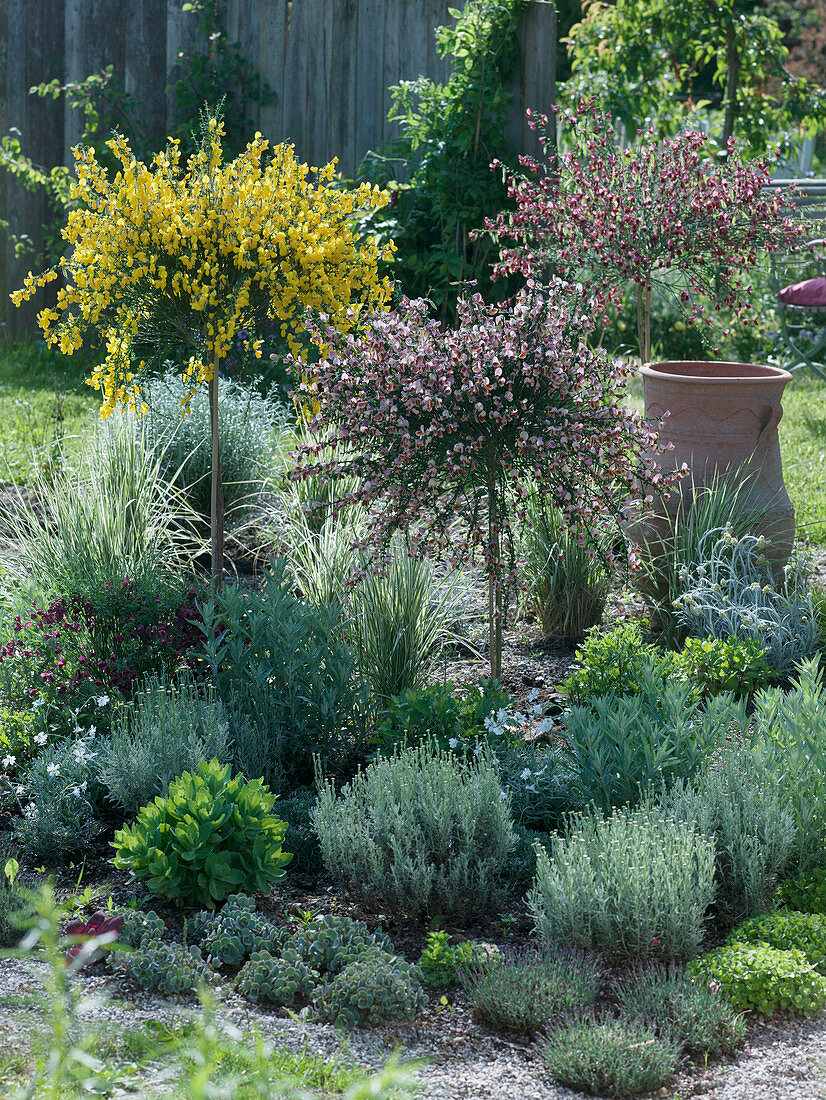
[
  {"left": 498, "top": 790, "right": 507, "bottom": 802},
  {"left": 95, "top": 695, "right": 110, "bottom": 708},
  {"left": 448, "top": 738, "right": 459, "bottom": 750},
  {"left": 87, "top": 725, "right": 96, "bottom": 736},
  {"left": 520, "top": 767, "right": 532, "bottom": 782},
  {"left": 32, "top": 697, "right": 44, "bottom": 708},
  {"left": 2, "top": 755, "right": 16, "bottom": 768},
  {"left": 15, "top": 784, "right": 24, "bottom": 796},
  {"left": 46, "top": 763, "right": 61, "bottom": 778},
  {"left": 34, "top": 732, "right": 48, "bottom": 746}
]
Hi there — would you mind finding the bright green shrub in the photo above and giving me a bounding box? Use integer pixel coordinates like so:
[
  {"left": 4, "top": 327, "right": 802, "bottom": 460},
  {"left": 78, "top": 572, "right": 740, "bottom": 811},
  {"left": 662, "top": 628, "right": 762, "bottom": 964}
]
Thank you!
[
  {"left": 235, "top": 948, "right": 319, "bottom": 1006},
  {"left": 112, "top": 939, "right": 212, "bottom": 996},
  {"left": 688, "top": 942, "right": 826, "bottom": 1015},
  {"left": 460, "top": 948, "right": 602, "bottom": 1036},
  {"left": 111, "top": 760, "right": 292, "bottom": 907},
  {"left": 729, "top": 911, "right": 826, "bottom": 974},
  {"left": 539, "top": 1017, "right": 680, "bottom": 1098},
  {"left": 665, "top": 744, "right": 796, "bottom": 928},
  {"left": 614, "top": 963, "right": 746, "bottom": 1055},
  {"left": 530, "top": 805, "right": 715, "bottom": 963},
  {"left": 562, "top": 622, "right": 676, "bottom": 705},
  {"left": 675, "top": 636, "right": 778, "bottom": 697},
  {"left": 96, "top": 672, "right": 230, "bottom": 814},
  {"left": 561, "top": 673, "right": 730, "bottom": 814},
  {"left": 312, "top": 947, "right": 426, "bottom": 1029},
  {"left": 314, "top": 741, "right": 515, "bottom": 920},
  {"left": 373, "top": 678, "right": 512, "bottom": 755},
  {"left": 0, "top": 857, "right": 23, "bottom": 948},
  {"left": 187, "top": 893, "right": 282, "bottom": 965},
  {"left": 776, "top": 867, "right": 826, "bottom": 914},
  {"left": 283, "top": 916, "right": 394, "bottom": 977},
  {"left": 418, "top": 931, "right": 478, "bottom": 988}
]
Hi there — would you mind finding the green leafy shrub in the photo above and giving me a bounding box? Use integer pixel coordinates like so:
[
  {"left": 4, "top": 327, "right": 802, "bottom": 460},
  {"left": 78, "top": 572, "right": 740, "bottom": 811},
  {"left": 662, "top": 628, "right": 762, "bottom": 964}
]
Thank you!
[
  {"left": 530, "top": 805, "right": 715, "bottom": 963},
  {"left": 0, "top": 856, "right": 23, "bottom": 947},
  {"left": 275, "top": 791, "right": 322, "bottom": 873},
  {"left": 312, "top": 946, "right": 426, "bottom": 1029},
  {"left": 460, "top": 948, "right": 602, "bottom": 1035},
  {"left": 729, "top": 911, "right": 826, "bottom": 974},
  {"left": 614, "top": 963, "right": 746, "bottom": 1055},
  {"left": 143, "top": 371, "right": 287, "bottom": 527},
  {"left": 111, "top": 760, "right": 291, "bottom": 907},
  {"left": 418, "top": 931, "right": 478, "bottom": 989},
  {"left": 665, "top": 743, "right": 796, "bottom": 928},
  {"left": 198, "top": 559, "right": 364, "bottom": 788},
  {"left": 187, "top": 893, "right": 282, "bottom": 966},
  {"left": 562, "top": 621, "right": 675, "bottom": 705},
  {"left": 519, "top": 494, "right": 613, "bottom": 640},
  {"left": 688, "top": 942, "right": 826, "bottom": 1015},
  {"left": 112, "top": 938, "right": 212, "bottom": 996},
  {"left": 12, "top": 737, "right": 103, "bottom": 861},
  {"left": 561, "top": 672, "right": 730, "bottom": 814},
  {"left": 283, "top": 916, "right": 394, "bottom": 977},
  {"left": 674, "top": 636, "right": 778, "bottom": 696},
  {"left": 117, "top": 908, "right": 166, "bottom": 949},
  {"left": 314, "top": 742, "right": 515, "bottom": 920},
  {"left": 776, "top": 867, "right": 826, "bottom": 914},
  {"left": 236, "top": 948, "right": 319, "bottom": 1007},
  {"left": 96, "top": 672, "right": 230, "bottom": 815},
  {"left": 373, "top": 679, "right": 512, "bottom": 755},
  {"left": 0, "top": 706, "right": 39, "bottom": 772},
  {"left": 538, "top": 1016, "right": 680, "bottom": 1098}
]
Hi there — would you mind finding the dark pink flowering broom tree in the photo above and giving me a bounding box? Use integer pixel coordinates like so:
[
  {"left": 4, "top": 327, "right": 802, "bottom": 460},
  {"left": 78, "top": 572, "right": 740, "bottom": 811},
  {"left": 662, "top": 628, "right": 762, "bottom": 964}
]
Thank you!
[
  {"left": 484, "top": 99, "right": 803, "bottom": 364},
  {"left": 288, "top": 283, "right": 679, "bottom": 679}
]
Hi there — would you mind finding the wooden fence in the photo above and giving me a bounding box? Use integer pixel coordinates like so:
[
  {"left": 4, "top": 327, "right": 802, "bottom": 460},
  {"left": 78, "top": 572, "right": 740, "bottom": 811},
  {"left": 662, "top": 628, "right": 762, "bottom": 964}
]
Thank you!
[{"left": 0, "top": 0, "right": 556, "bottom": 336}]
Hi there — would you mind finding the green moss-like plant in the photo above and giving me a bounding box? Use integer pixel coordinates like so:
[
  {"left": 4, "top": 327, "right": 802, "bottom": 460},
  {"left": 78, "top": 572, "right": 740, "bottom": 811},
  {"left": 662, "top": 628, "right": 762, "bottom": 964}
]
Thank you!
[
  {"left": 688, "top": 942, "right": 826, "bottom": 1015},
  {"left": 728, "top": 911, "right": 826, "bottom": 974},
  {"left": 111, "top": 759, "right": 291, "bottom": 907}
]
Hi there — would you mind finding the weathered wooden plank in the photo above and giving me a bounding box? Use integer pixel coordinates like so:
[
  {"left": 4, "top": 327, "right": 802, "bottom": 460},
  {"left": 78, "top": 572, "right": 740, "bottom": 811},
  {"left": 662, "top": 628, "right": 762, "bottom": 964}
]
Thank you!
[
  {"left": 326, "top": 0, "right": 359, "bottom": 175},
  {"left": 64, "top": 0, "right": 127, "bottom": 164},
  {"left": 125, "top": 0, "right": 168, "bottom": 154},
  {"left": 280, "top": 0, "right": 311, "bottom": 156},
  {"left": 257, "top": 0, "right": 289, "bottom": 144},
  {"left": 507, "top": 0, "right": 556, "bottom": 161},
  {"left": 355, "top": 0, "right": 386, "bottom": 167},
  {"left": 165, "top": 0, "right": 200, "bottom": 138},
  {"left": 227, "top": 0, "right": 262, "bottom": 135}
]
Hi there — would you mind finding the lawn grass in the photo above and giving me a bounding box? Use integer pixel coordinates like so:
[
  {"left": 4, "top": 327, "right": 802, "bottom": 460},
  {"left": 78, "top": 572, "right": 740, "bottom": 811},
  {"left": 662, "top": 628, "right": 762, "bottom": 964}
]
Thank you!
[{"left": 0, "top": 338, "right": 97, "bottom": 483}]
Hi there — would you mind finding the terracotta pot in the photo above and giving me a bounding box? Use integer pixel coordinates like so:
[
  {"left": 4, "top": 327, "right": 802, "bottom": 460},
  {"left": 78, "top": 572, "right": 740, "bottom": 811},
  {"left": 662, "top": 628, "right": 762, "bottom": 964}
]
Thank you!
[{"left": 638, "top": 359, "right": 795, "bottom": 584}]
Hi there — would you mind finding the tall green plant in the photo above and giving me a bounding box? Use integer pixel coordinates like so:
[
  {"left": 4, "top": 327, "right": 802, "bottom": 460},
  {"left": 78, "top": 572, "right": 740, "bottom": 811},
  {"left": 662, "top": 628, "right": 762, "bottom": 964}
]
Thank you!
[
  {"left": 0, "top": 412, "right": 196, "bottom": 595},
  {"left": 357, "top": 0, "right": 526, "bottom": 321}
]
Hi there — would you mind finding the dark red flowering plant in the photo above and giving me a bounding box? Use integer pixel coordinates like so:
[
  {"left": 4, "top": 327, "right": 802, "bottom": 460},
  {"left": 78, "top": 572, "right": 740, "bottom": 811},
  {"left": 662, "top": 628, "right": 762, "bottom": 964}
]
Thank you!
[
  {"left": 289, "top": 284, "right": 680, "bottom": 677},
  {"left": 485, "top": 99, "right": 803, "bottom": 364}
]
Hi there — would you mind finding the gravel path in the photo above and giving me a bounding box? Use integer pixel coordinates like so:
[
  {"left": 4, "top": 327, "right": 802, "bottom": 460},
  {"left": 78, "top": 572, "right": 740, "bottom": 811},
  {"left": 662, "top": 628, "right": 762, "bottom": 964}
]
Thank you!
[{"left": 1, "top": 958, "right": 825, "bottom": 1100}]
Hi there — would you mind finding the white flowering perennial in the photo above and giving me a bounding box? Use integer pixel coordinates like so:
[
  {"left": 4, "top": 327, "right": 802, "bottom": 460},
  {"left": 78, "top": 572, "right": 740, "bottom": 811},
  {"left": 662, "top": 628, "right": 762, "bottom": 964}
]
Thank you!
[{"left": 673, "top": 526, "right": 819, "bottom": 676}]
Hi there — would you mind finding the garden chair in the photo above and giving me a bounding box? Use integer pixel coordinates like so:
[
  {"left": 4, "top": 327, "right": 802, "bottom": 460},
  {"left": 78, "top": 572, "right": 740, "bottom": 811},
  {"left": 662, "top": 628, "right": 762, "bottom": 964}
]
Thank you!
[{"left": 770, "top": 235, "right": 826, "bottom": 380}]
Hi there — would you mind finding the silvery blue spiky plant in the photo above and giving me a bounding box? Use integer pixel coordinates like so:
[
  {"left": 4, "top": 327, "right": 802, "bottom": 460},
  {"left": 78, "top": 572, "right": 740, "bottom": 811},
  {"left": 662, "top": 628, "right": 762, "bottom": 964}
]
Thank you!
[{"left": 673, "top": 526, "right": 818, "bottom": 677}]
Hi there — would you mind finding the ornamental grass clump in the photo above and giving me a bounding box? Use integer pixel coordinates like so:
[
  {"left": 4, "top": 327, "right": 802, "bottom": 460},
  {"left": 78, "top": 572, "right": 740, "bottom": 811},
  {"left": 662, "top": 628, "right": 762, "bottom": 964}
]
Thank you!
[
  {"left": 530, "top": 804, "right": 715, "bottom": 963},
  {"left": 12, "top": 114, "right": 392, "bottom": 585},
  {"left": 314, "top": 741, "right": 515, "bottom": 920},
  {"left": 289, "top": 284, "right": 676, "bottom": 678},
  {"left": 486, "top": 98, "right": 802, "bottom": 364}
]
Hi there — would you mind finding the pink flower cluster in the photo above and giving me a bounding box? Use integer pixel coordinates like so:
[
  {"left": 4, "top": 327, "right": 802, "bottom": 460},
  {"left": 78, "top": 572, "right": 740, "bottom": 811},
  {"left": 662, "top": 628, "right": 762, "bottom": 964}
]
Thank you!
[
  {"left": 483, "top": 99, "right": 803, "bottom": 359},
  {"left": 289, "top": 284, "right": 680, "bottom": 583}
]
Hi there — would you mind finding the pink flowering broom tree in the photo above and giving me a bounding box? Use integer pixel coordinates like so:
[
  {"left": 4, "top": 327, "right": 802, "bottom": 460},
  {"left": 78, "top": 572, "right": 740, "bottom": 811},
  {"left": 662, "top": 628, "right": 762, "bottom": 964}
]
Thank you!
[
  {"left": 288, "top": 284, "right": 680, "bottom": 679},
  {"left": 484, "top": 100, "right": 803, "bottom": 364}
]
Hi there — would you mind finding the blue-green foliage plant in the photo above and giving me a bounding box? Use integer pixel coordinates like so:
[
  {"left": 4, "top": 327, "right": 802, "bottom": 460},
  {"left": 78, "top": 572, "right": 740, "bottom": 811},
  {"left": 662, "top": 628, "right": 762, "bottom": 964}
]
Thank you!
[
  {"left": 143, "top": 370, "right": 288, "bottom": 527},
  {"left": 282, "top": 916, "right": 394, "bottom": 977},
  {"left": 111, "top": 759, "right": 291, "bottom": 907},
  {"left": 664, "top": 741, "right": 796, "bottom": 928},
  {"left": 314, "top": 741, "right": 515, "bottom": 920},
  {"left": 312, "top": 946, "right": 427, "bottom": 1029},
  {"left": 530, "top": 804, "right": 715, "bottom": 963},
  {"left": 673, "top": 528, "right": 819, "bottom": 677},
  {"left": 186, "top": 893, "right": 283, "bottom": 966},
  {"left": 112, "top": 938, "right": 212, "bottom": 996},
  {"left": 560, "top": 664, "right": 732, "bottom": 814},
  {"left": 236, "top": 948, "right": 319, "bottom": 1007},
  {"left": 198, "top": 559, "right": 364, "bottom": 788},
  {"left": 688, "top": 942, "right": 826, "bottom": 1015}
]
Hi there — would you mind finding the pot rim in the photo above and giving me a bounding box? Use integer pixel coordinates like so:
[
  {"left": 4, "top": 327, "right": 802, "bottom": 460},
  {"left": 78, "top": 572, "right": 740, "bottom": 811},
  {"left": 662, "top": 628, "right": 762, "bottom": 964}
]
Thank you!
[{"left": 640, "top": 360, "right": 792, "bottom": 384}]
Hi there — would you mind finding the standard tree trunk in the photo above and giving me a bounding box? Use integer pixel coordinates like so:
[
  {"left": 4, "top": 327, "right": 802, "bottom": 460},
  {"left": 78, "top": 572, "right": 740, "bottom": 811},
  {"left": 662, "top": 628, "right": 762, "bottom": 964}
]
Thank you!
[
  {"left": 721, "top": 22, "right": 741, "bottom": 150},
  {"left": 487, "top": 464, "right": 503, "bottom": 680},
  {"left": 209, "top": 352, "right": 224, "bottom": 591}
]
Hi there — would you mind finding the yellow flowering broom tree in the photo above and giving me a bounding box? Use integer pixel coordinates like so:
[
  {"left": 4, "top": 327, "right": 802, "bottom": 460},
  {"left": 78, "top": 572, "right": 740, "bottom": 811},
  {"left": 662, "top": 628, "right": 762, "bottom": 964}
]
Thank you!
[{"left": 12, "top": 115, "right": 393, "bottom": 585}]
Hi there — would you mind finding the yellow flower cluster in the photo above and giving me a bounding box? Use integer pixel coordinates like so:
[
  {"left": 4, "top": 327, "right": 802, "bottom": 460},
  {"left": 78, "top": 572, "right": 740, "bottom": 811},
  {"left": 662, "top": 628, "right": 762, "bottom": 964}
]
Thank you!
[{"left": 11, "top": 118, "right": 394, "bottom": 416}]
